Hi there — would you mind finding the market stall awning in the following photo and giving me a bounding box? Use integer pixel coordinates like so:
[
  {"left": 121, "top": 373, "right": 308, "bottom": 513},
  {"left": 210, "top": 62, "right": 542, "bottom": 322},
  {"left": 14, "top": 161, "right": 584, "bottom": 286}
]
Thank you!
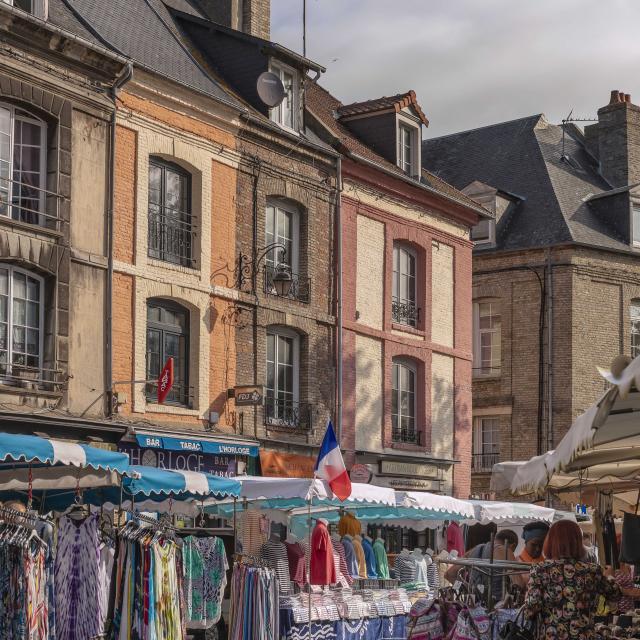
[
  {"left": 399, "top": 491, "right": 476, "bottom": 519},
  {"left": 0, "top": 432, "right": 132, "bottom": 490},
  {"left": 469, "top": 500, "right": 555, "bottom": 524},
  {"left": 133, "top": 430, "right": 259, "bottom": 457},
  {"left": 492, "top": 355, "right": 640, "bottom": 496}
]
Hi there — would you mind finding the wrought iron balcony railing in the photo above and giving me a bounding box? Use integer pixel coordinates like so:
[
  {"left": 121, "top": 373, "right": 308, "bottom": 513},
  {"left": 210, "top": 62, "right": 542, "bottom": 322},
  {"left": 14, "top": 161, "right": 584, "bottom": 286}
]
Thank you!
[
  {"left": 264, "top": 396, "right": 312, "bottom": 430},
  {"left": 391, "top": 298, "right": 420, "bottom": 327},
  {"left": 0, "top": 176, "right": 67, "bottom": 232},
  {"left": 0, "top": 364, "right": 65, "bottom": 393},
  {"left": 391, "top": 426, "right": 422, "bottom": 445},
  {"left": 148, "top": 208, "right": 195, "bottom": 267},
  {"left": 472, "top": 452, "right": 500, "bottom": 472},
  {"left": 263, "top": 265, "right": 311, "bottom": 303}
]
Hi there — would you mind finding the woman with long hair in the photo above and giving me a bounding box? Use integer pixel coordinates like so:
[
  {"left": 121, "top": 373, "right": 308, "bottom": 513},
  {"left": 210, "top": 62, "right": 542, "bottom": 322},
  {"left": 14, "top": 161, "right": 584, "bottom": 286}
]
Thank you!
[{"left": 523, "top": 520, "right": 621, "bottom": 639}]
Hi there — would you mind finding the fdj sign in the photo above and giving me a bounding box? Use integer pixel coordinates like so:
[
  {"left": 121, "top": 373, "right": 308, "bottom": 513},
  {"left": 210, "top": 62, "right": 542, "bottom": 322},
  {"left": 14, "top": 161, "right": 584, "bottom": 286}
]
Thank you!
[{"left": 234, "top": 385, "right": 264, "bottom": 406}]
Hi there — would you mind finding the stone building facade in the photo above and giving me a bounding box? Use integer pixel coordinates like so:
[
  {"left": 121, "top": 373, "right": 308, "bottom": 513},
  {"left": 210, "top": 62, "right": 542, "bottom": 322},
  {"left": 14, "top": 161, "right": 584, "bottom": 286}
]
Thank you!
[
  {"left": 0, "top": 1, "right": 128, "bottom": 441},
  {"left": 424, "top": 91, "right": 640, "bottom": 498},
  {"left": 307, "top": 83, "right": 488, "bottom": 497}
]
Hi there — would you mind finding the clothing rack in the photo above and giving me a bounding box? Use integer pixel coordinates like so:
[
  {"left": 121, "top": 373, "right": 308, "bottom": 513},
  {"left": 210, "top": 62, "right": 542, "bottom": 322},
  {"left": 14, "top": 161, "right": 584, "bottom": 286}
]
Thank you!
[
  {"left": 0, "top": 505, "right": 38, "bottom": 528},
  {"left": 233, "top": 551, "right": 271, "bottom": 568}
]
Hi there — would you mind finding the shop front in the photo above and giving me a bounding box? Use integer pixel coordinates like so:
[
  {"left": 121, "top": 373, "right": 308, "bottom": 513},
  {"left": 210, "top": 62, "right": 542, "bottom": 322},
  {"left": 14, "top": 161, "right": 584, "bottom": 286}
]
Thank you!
[{"left": 117, "top": 428, "right": 260, "bottom": 477}]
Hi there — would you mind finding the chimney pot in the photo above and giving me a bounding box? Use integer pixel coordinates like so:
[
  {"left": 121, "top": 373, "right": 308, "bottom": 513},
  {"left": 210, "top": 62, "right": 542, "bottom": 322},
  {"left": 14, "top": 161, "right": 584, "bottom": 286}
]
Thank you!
[
  {"left": 610, "top": 90, "right": 621, "bottom": 104},
  {"left": 625, "top": 94, "right": 632, "bottom": 103}
]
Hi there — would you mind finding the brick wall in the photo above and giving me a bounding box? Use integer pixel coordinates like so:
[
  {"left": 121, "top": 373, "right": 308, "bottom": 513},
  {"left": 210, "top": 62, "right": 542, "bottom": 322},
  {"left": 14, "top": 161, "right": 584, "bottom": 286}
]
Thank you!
[{"left": 114, "top": 125, "right": 137, "bottom": 264}]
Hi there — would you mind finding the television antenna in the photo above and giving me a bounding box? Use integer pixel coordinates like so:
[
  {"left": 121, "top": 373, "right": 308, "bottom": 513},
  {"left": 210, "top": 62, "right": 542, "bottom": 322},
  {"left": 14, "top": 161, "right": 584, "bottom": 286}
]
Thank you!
[{"left": 561, "top": 108, "right": 597, "bottom": 159}]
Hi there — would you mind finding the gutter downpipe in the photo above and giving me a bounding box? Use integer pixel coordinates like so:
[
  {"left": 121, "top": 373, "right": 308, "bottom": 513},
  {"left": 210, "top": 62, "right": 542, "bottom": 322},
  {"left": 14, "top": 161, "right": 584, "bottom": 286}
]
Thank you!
[
  {"left": 546, "top": 251, "right": 554, "bottom": 505},
  {"left": 336, "top": 155, "right": 343, "bottom": 445},
  {"left": 107, "top": 62, "right": 133, "bottom": 417}
]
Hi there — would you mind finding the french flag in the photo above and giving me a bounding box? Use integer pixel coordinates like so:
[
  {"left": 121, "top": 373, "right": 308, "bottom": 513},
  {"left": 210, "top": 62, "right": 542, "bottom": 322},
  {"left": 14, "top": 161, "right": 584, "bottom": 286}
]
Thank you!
[{"left": 314, "top": 420, "right": 352, "bottom": 501}]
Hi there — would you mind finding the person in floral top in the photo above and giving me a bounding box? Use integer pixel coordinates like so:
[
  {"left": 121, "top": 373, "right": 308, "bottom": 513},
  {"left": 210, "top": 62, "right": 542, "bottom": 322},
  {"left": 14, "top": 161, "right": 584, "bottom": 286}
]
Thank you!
[{"left": 523, "top": 520, "right": 621, "bottom": 640}]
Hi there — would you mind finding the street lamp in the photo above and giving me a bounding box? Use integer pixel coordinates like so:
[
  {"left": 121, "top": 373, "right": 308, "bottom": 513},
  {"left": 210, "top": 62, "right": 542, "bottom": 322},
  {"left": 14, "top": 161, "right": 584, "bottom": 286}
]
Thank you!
[{"left": 235, "top": 242, "right": 293, "bottom": 297}]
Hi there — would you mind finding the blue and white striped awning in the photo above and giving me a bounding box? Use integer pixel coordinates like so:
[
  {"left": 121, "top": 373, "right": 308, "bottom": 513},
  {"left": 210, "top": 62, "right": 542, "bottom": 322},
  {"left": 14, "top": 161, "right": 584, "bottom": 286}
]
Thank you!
[
  {"left": 0, "top": 432, "right": 132, "bottom": 491},
  {"left": 123, "top": 465, "right": 241, "bottom": 499}
]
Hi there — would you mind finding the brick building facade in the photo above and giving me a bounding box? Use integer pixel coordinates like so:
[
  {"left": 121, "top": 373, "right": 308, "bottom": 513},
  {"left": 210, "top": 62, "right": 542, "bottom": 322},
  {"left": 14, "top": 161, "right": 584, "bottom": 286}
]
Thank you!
[
  {"left": 307, "top": 83, "right": 488, "bottom": 497},
  {"left": 0, "top": 1, "right": 129, "bottom": 442},
  {"left": 424, "top": 91, "right": 640, "bottom": 498}
]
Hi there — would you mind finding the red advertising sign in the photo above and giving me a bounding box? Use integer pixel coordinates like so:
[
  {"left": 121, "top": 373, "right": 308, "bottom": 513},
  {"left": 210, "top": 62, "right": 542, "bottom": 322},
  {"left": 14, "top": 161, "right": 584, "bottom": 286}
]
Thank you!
[{"left": 157, "top": 357, "right": 174, "bottom": 404}]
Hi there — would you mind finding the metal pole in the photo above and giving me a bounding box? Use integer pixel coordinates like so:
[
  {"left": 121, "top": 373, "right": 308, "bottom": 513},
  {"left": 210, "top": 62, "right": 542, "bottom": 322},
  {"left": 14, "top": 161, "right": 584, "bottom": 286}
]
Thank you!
[
  {"left": 302, "top": 0, "right": 307, "bottom": 58},
  {"left": 233, "top": 497, "right": 237, "bottom": 553},
  {"left": 487, "top": 532, "right": 495, "bottom": 609},
  {"left": 307, "top": 499, "right": 312, "bottom": 640}
]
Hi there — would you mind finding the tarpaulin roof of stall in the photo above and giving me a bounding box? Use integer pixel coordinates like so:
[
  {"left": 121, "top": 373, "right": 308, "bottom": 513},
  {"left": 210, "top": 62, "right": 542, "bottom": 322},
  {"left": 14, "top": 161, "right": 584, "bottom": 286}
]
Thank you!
[
  {"left": 0, "top": 432, "right": 133, "bottom": 490},
  {"left": 468, "top": 500, "right": 555, "bottom": 524},
  {"left": 493, "top": 355, "right": 640, "bottom": 496}
]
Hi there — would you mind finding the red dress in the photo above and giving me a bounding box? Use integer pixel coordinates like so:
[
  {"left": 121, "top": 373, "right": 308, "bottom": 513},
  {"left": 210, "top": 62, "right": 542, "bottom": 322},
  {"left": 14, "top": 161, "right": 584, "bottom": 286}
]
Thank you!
[{"left": 310, "top": 521, "right": 337, "bottom": 585}]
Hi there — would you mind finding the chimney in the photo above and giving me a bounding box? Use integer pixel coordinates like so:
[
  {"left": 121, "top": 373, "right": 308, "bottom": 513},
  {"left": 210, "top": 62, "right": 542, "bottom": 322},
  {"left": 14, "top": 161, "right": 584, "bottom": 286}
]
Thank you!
[
  {"left": 593, "top": 89, "right": 640, "bottom": 188},
  {"left": 197, "top": 0, "right": 270, "bottom": 40}
]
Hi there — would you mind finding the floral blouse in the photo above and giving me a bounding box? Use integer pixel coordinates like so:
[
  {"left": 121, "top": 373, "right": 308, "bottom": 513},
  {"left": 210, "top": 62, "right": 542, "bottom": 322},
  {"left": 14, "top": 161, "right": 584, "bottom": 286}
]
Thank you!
[{"left": 524, "top": 559, "right": 621, "bottom": 640}]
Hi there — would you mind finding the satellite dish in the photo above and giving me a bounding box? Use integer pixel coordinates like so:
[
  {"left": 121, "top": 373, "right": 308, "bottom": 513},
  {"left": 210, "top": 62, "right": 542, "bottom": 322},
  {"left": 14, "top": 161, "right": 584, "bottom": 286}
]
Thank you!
[{"left": 257, "top": 72, "right": 286, "bottom": 108}]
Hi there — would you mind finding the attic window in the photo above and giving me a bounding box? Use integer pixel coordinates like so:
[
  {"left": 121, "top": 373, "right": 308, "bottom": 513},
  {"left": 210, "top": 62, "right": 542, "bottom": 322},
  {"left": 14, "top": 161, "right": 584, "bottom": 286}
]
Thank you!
[
  {"left": 471, "top": 219, "right": 496, "bottom": 247},
  {"left": 270, "top": 62, "right": 298, "bottom": 133},
  {"left": 397, "top": 119, "right": 420, "bottom": 177},
  {"left": 1, "top": 0, "right": 47, "bottom": 19}
]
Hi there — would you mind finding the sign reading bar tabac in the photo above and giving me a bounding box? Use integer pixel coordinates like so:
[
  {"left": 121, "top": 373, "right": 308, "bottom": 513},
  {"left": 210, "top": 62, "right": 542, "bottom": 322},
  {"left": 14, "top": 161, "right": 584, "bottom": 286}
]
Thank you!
[
  {"left": 380, "top": 460, "right": 440, "bottom": 478},
  {"left": 234, "top": 385, "right": 264, "bottom": 406}
]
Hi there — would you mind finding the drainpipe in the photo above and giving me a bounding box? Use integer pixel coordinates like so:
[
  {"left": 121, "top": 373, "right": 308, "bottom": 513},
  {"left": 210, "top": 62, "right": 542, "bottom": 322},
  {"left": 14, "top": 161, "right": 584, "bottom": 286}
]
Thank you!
[
  {"left": 106, "top": 62, "right": 133, "bottom": 417},
  {"left": 547, "top": 251, "right": 554, "bottom": 452},
  {"left": 336, "top": 156, "right": 343, "bottom": 445}
]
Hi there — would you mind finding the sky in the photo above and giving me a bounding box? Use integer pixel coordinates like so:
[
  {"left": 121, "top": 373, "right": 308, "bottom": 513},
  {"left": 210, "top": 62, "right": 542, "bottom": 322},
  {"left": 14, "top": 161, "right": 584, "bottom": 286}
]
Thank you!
[{"left": 271, "top": 0, "right": 640, "bottom": 138}]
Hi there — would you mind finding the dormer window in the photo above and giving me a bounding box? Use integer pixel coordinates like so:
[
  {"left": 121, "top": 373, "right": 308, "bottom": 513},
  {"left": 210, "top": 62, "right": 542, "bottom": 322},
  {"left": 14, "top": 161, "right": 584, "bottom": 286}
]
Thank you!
[
  {"left": 471, "top": 219, "right": 496, "bottom": 247},
  {"left": 270, "top": 61, "right": 298, "bottom": 133},
  {"left": 1, "top": 0, "right": 47, "bottom": 19},
  {"left": 632, "top": 204, "right": 640, "bottom": 247},
  {"left": 396, "top": 119, "right": 420, "bottom": 177}
]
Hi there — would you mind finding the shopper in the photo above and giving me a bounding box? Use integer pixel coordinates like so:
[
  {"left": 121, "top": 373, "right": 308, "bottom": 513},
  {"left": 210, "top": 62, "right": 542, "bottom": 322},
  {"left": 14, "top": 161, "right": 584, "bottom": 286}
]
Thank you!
[
  {"left": 523, "top": 520, "right": 621, "bottom": 639},
  {"left": 517, "top": 522, "right": 549, "bottom": 564},
  {"left": 445, "top": 529, "right": 526, "bottom": 602}
]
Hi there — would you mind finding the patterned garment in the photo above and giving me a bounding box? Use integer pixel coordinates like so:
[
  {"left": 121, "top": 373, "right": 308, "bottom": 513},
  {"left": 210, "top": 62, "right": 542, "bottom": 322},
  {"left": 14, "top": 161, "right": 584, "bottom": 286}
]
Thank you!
[
  {"left": 335, "top": 618, "right": 383, "bottom": 640},
  {"left": 261, "top": 539, "right": 292, "bottom": 594},
  {"left": 25, "top": 543, "right": 48, "bottom": 640},
  {"left": 0, "top": 544, "right": 27, "bottom": 638},
  {"left": 183, "top": 536, "right": 228, "bottom": 629},
  {"left": 153, "top": 540, "right": 183, "bottom": 640},
  {"left": 524, "top": 559, "right": 621, "bottom": 640},
  {"left": 55, "top": 514, "right": 101, "bottom": 640},
  {"left": 614, "top": 568, "right": 635, "bottom": 612}
]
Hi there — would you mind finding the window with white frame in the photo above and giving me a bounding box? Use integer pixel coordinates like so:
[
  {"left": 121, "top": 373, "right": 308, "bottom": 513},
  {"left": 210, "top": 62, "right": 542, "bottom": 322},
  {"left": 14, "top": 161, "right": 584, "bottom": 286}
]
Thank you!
[
  {"left": 1, "top": 0, "right": 47, "bottom": 19},
  {"left": 265, "top": 328, "right": 301, "bottom": 427},
  {"left": 397, "top": 122, "right": 418, "bottom": 176},
  {"left": 470, "top": 218, "right": 496, "bottom": 246},
  {"left": 265, "top": 200, "right": 298, "bottom": 272},
  {"left": 392, "top": 243, "right": 418, "bottom": 327},
  {"left": 392, "top": 358, "right": 417, "bottom": 444},
  {"left": 0, "top": 103, "right": 46, "bottom": 225},
  {"left": 0, "top": 265, "right": 43, "bottom": 376},
  {"left": 633, "top": 206, "right": 640, "bottom": 247},
  {"left": 472, "top": 416, "right": 500, "bottom": 471},
  {"left": 473, "top": 300, "right": 501, "bottom": 376},
  {"left": 631, "top": 300, "right": 640, "bottom": 359},
  {"left": 270, "top": 62, "right": 298, "bottom": 132}
]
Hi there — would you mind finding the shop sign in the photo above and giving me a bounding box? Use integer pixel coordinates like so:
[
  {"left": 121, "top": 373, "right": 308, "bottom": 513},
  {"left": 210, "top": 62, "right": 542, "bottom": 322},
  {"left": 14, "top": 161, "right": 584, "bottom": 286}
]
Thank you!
[
  {"left": 380, "top": 460, "right": 439, "bottom": 478},
  {"left": 134, "top": 434, "right": 258, "bottom": 457},
  {"left": 375, "top": 476, "right": 442, "bottom": 491},
  {"left": 260, "top": 450, "right": 315, "bottom": 478},
  {"left": 234, "top": 385, "right": 264, "bottom": 406},
  {"left": 118, "top": 442, "right": 237, "bottom": 477},
  {"left": 350, "top": 463, "right": 372, "bottom": 484}
]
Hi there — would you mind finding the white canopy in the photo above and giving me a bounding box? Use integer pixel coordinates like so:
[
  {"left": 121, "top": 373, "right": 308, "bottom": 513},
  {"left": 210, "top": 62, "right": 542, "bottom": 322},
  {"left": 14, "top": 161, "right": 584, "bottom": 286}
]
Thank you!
[
  {"left": 232, "top": 476, "right": 396, "bottom": 505},
  {"left": 469, "top": 500, "right": 555, "bottom": 524},
  {"left": 493, "top": 355, "right": 640, "bottom": 496},
  {"left": 399, "top": 490, "right": 476, "bottom": 518}
]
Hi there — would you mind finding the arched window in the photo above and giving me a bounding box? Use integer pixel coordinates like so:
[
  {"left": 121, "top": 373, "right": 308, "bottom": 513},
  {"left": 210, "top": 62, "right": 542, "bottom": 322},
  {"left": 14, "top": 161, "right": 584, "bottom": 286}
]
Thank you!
[
  {"left": 0, "top": 265, "right": 44, "bottom": 376},
  {"left": 0, "top": 104, "right": 46, "bottom": 225},
  {"left": 631, "top": 300, "right": 640, "bottom": 359},
  {"left": 148, "top": 157, "right": 193, "bottom": 267},
  {"left": 392, "top": 358, "right": 417, "bottom": 443},
  {"left": 146, "top": 298, "right": 189, "bottom": 405},
  {"left": 265, "top": 326, "right": 301, "bottom": 427},
  {"left": 392, "top": 243, "right": 418, "bottom": 326}
]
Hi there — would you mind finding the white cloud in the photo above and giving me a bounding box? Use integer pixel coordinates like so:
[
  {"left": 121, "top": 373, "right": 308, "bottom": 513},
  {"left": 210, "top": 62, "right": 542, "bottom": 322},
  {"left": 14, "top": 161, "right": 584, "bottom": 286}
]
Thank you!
[{"left": 271, "top": 0, "right": 640, "bottom": 137}]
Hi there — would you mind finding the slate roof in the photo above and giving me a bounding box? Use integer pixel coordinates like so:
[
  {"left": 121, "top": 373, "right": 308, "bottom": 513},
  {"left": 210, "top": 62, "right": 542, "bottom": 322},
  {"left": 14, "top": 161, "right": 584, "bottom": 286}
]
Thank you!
[
  {"left": 305, "top": 80, "right": 487, "bottom": 216},
  {"left": 48, "top": 0, "right": 243, "bottom": 109},
  {"left": 422, "top": 115, "right": 628, "bottom": 252},
  {"left": 337, "top": 90, "right": 429, "bottom": 126}
]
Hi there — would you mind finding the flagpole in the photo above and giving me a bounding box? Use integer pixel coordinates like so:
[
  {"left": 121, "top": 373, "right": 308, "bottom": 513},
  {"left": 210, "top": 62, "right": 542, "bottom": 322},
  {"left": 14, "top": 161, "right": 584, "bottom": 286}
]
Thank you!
[{"left": 307, "top": 498, "right": 312, "bottom": 640}]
